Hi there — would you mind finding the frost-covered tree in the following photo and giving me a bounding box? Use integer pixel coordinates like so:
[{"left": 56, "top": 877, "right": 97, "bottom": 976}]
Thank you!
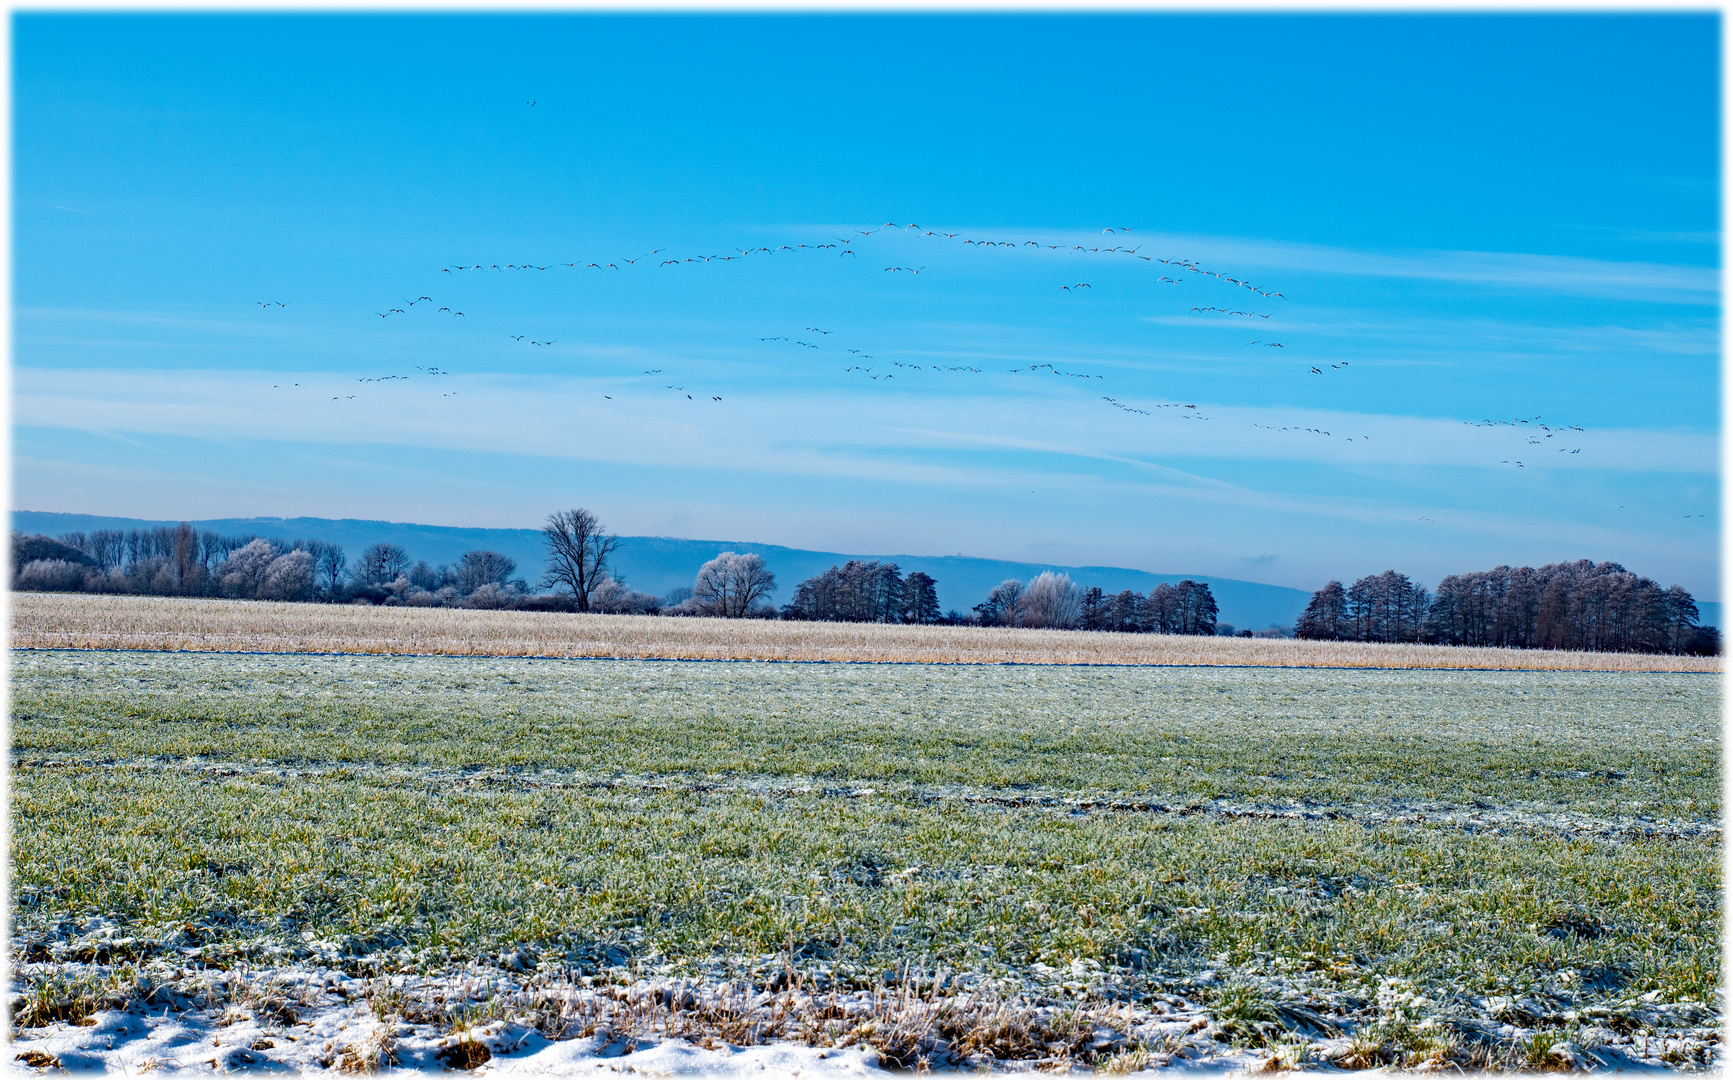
[
  {"left": 587, "top": 574, "right": 663, "bottom": 614},
  {"left": 1017, "top": 571, "right": 1080, "bottom": 629},
  {"left": 215, "top": 539, "right": 281, "bottom": 598},
  {"left": 462, "top": 582, "right": 516, "bottom": 609},
  {"left": 259, "top": 549, "right": 316, "bottom": 601},
  {"left": 15, "top": 559, "right": 91, "bottom": 592},
  {"left": 690, "top": 552, "right": 776, "bottom": 618}
]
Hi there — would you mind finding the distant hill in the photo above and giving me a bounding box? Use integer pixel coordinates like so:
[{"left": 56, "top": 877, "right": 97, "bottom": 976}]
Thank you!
[{"left": 12, "top": 511, "right": 1318, "bottom": 632}]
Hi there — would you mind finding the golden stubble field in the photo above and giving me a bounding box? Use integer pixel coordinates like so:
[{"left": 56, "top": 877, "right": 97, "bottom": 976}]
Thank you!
[{"left": 9, "top": 592, "right": 1720, "bottom": 671}]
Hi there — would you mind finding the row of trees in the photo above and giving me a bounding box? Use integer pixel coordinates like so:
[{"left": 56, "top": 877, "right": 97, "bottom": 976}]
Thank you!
[
  {"left": 970, "top": 575, "right": 1221, "bottom": 634},
  {"left": 13, "top": 527, "right": 529, "bottom": 608},
  {"left": 1075, "top": 580, "right": 1220, "bottom": 635},
  {"left": 10, "top": 511, "right": 1226, "bottom": 636},
  {"left": 17, "top": 527, "right": 333, "bottom": 602},
  {"left": 25, "top": 510, "right": 1709, "bottom": 654},
  {"left": 773, "top": 562, "right": 1222, "bottom": 634},
  {"left": 1296, "top": 560, "right": 1719, "bottom": 654},
  {"left": 782, "top": 561, "right": 942, "bottom": 624}
]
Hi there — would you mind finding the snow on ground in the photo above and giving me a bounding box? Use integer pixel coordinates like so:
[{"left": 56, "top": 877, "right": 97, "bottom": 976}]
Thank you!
[
  {"left": 8, "top": 923, "right": 1720, "bottom": 1075},
  {"left": 4, "top": 960, "right": 1301, "bottom": 1076},
  {"left": 6, "top": 998, "right": 1276, "bottom": 1076},
  {"left": 11, "top": 963, "right": 1714, "bottom": 1076},
  {"left": 7, "top": 1005, "right": 887, "bottom": 1076}
]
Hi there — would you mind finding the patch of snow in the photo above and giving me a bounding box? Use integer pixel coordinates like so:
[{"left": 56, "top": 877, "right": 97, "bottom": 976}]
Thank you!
[{"left": 6, "top": 1001, "right": 887, "bottom": 1077}]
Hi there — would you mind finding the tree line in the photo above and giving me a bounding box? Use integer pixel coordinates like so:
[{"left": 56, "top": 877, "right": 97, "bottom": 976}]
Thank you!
[
  {"left": 782, "top": 560, "right": 942, "bottom": 623},
  {"left": 965, "top": 574, "right": 1222, "bottom": 633},
  {"left": 1295, "top": 561, "right": 1719, "bottom": 655},
  {"left": 10, "top": 509, "right": 1229, "bottom": 636},
  {"left": 12, "top": 526, "right": 530, "bottom": 608},
  {"left": 28, "top": 509, "right": 1705, "bottom": 654}
]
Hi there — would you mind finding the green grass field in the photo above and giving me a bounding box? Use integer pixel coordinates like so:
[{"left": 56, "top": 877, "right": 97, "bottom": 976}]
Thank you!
[{"left": 10, "top": 650, "right": 1721, "bottom": 1070}]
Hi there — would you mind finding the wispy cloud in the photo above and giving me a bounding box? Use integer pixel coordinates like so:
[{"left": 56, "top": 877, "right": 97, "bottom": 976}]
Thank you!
[
  {"left": 863, "top": 224, "right": 1721, "bottom": 307},
  {"left": 1148, "top": 233, "right": 1719, "bottom": 306},
  {"left": 1141, "top": 309, "right": 1719, "bottom": 361},
  {"left": 15, "top": 367, "right": 1718, "bottom": 480}
]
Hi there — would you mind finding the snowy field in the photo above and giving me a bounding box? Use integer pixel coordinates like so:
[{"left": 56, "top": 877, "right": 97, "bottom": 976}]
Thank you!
[{"left": 10, "top": 651, "right": 1721, "bottom": 1073}]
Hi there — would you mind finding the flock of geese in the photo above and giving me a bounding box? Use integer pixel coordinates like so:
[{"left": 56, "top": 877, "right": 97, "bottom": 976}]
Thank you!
[{"left": 252, "top": 220, "right": 1602, "bottom": 472}]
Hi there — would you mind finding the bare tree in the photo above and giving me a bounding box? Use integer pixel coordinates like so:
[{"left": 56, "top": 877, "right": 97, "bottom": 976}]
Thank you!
[
  {"left": 1295, "top": 581, "right": 1348, "bottom": 640},
  {"left": 1345, "top": 571, "right": 1426, "bottom": 643},
  {"left": 1077, "top": 586, "right": 1107, "bottom": 631},
  {"left": 1106, "top": 589, "right": 1143, "bottom": 633},
  {"left": 407, "top": 560, "right": 445, "bottom": 592},
  {"left": 308, "top": 541, "right": 347, "bottom": 597},
  {"left": 900, "top": 572, "right": 942, "bottom": 624},
  {"left": 453, "top": 550, "right": 517, "bottom": 595},
  {"left": 1664, "top": 585, "right": 1700, "bottom": 654},
  {"left": 973, "top": 579, "right": 1023, "bottom": 626},
  {"left": 353, "top": 542, "right": 410, "bottom": 586},
  {"left": 542, "top": 508, "right": 618, "bottom": 612},
  {"left": 783, "top": 560, "right": 911, "bottom": 622},
  {"left": 1172, "top": 579, "right": 1219, "bottom": 636},
  {"left": 173, "top": 523, "right": 203, "bottom": 596}
]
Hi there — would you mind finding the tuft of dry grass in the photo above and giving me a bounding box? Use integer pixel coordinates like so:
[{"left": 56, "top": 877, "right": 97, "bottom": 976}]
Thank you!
[{"left": 9, "top": 592, "right": 1719, "bottom": 671}]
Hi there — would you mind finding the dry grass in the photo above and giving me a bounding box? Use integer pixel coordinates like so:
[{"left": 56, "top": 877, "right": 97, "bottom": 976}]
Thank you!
[{"left": 9, "top": 592, "right": 1719, "bottom": 671}]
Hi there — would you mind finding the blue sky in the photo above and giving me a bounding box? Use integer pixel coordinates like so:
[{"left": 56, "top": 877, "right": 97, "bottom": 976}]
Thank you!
[{"left": 13, "top": 13, "right": 1721, "bottom": 598}]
